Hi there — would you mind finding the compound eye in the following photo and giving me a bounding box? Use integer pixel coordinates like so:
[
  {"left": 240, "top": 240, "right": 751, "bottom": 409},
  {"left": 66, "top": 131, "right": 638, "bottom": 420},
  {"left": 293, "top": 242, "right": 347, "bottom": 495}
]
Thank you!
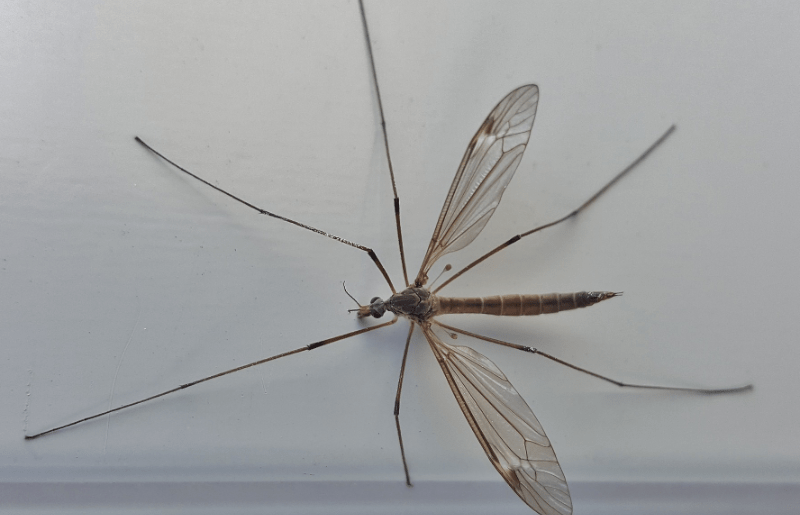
[
  {"left": 369, "top": 297, "right": 381, "bottom": 304},
  {"left": 369, "top": 298, "right": 386, "bottom": 318}
]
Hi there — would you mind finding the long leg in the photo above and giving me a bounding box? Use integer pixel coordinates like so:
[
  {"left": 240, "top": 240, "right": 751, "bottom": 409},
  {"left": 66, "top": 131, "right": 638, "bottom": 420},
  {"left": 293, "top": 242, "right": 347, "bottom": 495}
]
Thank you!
[
  {"left": 25, "top": 318, "right": 398, "bottom": 440},
  {"left": 358, "top": 0, "right": 409, "bottom": 287},
  {"left": 134, "top": 136, "right": 397, "bottom": 294},
  {"left": 434, "top": 125, "right": 676, "bottom": 293},
  {"left": 434, "top": 321, "right": 752, "bottom": 394},
  {"left": 393, "top": 323, "right": 415, "bottom": 486}
]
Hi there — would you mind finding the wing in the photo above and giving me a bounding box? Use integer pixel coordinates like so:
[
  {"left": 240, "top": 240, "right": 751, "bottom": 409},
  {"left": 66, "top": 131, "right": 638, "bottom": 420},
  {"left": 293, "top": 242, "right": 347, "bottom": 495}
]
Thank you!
[
  {"left": 422, "top": 325, "right": 571, "bottom": 515},
  {"left": 416, "top": 85, "right": 539, "bottom": 285}
]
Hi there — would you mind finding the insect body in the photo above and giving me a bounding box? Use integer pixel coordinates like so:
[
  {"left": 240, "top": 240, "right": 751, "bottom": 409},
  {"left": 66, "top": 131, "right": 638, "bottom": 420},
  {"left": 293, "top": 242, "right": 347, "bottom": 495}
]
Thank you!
[{"left": 367, "top": 288, "right": 619, "bottom": 322}]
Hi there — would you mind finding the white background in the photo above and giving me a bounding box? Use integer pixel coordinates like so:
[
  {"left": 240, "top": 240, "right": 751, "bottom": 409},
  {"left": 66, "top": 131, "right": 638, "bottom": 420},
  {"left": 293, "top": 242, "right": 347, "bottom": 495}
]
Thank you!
[{"left": 2, "top": 1, "right": 799, "bottom": 513}]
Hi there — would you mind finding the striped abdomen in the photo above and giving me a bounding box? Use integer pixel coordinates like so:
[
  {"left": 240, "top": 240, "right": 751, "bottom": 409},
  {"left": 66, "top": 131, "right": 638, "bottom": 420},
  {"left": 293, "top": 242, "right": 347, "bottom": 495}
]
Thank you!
[{"left": 435, "top": 291, "right": 618, "bottom": 317}]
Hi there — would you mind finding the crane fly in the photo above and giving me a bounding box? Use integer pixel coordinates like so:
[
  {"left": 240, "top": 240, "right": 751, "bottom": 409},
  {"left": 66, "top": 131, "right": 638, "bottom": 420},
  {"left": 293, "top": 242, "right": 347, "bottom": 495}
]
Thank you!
[{"left": 25, "top": 1, "right": 752, "bottom": 514}]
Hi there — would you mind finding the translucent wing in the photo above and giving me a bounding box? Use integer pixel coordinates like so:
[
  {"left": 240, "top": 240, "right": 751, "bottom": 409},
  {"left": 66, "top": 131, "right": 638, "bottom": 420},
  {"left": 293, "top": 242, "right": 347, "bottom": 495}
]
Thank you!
[
  {"left": 416, "top": 85, "right": 539, "bottom": 285},
  {"left": 423, "top": 325, "right": 571, "bottom": 515}
]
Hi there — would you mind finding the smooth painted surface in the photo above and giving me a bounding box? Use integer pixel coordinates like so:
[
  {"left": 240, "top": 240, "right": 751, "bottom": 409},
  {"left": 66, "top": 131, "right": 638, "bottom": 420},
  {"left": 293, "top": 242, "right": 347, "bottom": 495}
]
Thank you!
[{"left": 2, "top": 0, "right": 798, "bottom": 512}]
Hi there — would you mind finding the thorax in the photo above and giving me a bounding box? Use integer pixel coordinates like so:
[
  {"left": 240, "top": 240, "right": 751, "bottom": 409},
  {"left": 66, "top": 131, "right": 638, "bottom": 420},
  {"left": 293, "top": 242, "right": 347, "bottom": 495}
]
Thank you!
[{"left": 385, "top": 287, "right": 439, "bottom": 323}]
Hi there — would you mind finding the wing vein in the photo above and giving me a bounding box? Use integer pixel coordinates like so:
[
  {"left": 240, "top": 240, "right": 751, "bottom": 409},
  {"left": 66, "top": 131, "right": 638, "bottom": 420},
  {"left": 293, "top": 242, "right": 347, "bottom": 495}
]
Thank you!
[
  {"left": 416, "top": 85, "right": 539, "bottom": 285},
  {"left": 422, "top": 325, "right": 572, "bottom": 515}
]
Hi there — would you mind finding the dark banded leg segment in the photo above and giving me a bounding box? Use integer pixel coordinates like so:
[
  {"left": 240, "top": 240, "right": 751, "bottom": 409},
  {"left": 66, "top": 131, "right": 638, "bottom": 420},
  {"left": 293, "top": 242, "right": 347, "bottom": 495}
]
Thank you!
[
  {"left": 26, "top": 318, "right": 399, "bottom": 440},
  {"left": 434, "top": 321, "right": 752, "bottom": 395},
  {"left": 393, "top": 323, "right": 415, "bottom": 486}
]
